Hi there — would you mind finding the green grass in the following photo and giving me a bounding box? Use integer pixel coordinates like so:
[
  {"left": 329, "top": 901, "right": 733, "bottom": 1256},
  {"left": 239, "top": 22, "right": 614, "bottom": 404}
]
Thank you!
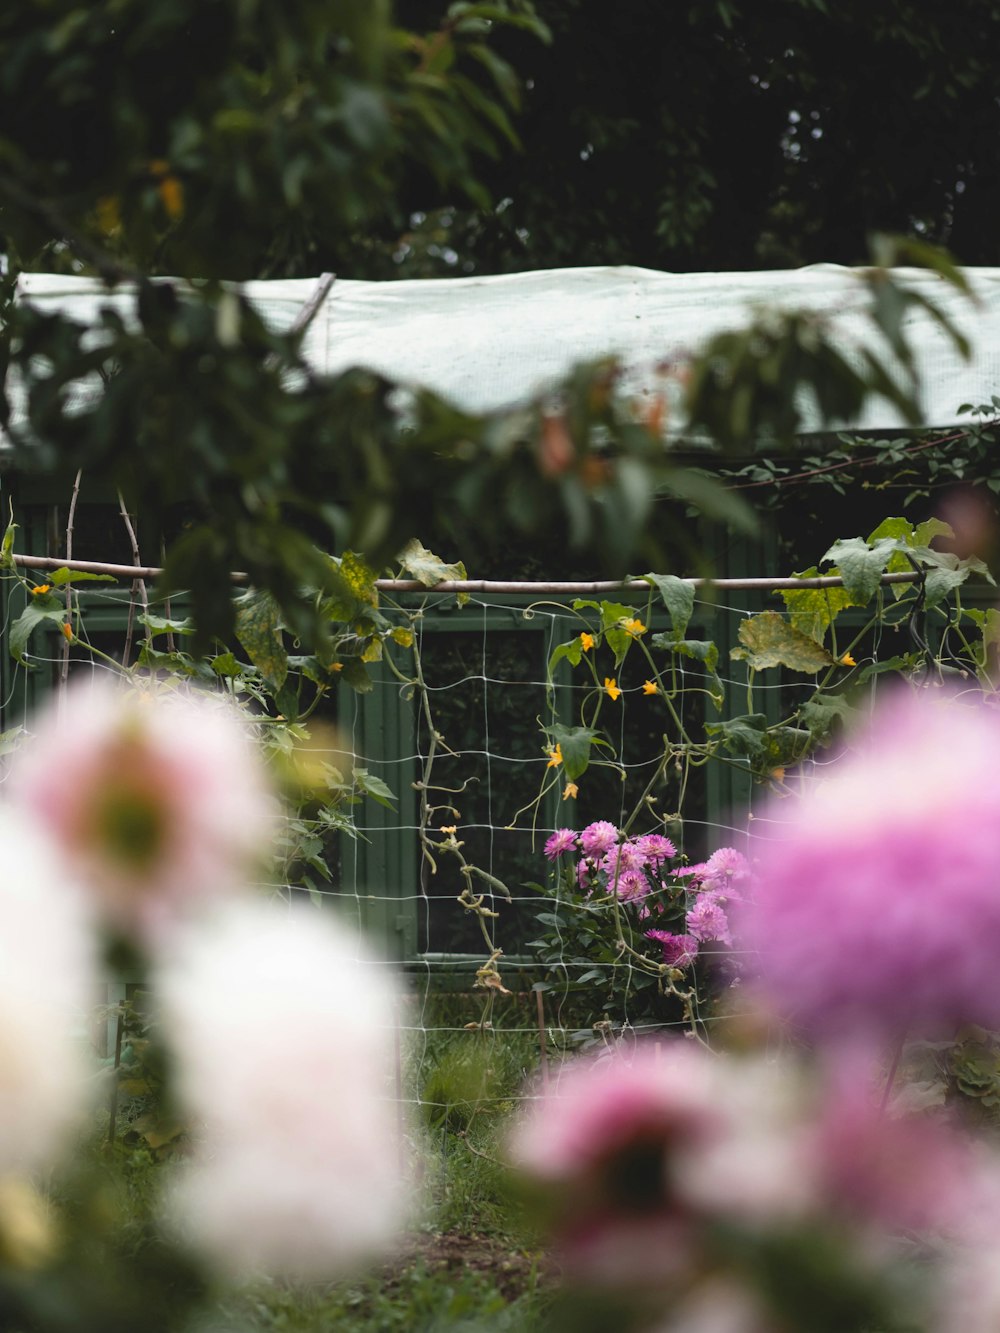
[{"left": 88, "top": 1003, "right": 558, "bottom": 1332}]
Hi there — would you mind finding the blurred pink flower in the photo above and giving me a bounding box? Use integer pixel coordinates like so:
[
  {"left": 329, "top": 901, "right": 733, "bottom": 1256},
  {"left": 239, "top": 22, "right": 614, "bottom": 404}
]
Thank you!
[
  {"left": 509, "top": 1043, "right": 720, "bottom": 1284},
  {"left": 811, "top": 1065, "right": 975, "bottom": 1237},
  {"left": 9, "top": 679, "right": 278, "bottom": 946},
  {"left": 736, "top": 687, "right": 1000, "bottom": 1039},
  {"left": 157, "top": 900, "right": 408, "bottom": 1280},
  {"left": 0, "top": 808, "right": 97, "bottom": 1172}
]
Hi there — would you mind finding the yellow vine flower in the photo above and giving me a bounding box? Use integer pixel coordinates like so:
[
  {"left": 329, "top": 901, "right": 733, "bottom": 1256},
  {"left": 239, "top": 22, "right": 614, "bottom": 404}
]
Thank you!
[
  {"left": 30, "top": 584, "right": 51, "bottom": 597},
  {"left": 546, "top": 743, "right": 563, "bottom": 769},
  {"left": 61, "top": 623, "right": 73, "bottom": 642},
  {"left": 562, "top": 781, "right": 578, "bottom": 800},
  {"left": 840, "top": 652, "right": 856, "bottom": 667},
  {"left": 579, "top": 632, "right": 595, "bottom": 652},
  {"left": 604, "top": 677, "right": 622, "bottom": 702},
  {"left": 622, "top": 617, "right": 647, "bottom": 637},
  {"left": 149, "top": 159, "right": 184, "bottom": 220},
  {"left": 439, "top": 825, "right": 457, "bottom": 835},
  {"left": 642, "top": 679, "right": 658, "bottom": 695}
]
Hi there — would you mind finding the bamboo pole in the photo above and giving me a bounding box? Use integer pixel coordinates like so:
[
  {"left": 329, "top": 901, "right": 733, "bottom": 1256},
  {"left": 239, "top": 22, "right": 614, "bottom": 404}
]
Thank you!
[{"left": 8, "top": 553, "right": 922, "bottom": 595}]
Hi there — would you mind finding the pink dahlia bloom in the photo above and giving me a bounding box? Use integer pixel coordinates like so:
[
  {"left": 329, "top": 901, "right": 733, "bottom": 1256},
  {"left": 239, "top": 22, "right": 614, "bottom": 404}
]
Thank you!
[
  {"left": 645, "top": 929, "right": 699, "bottom": 968},
  {"left": 736, "top": 686, "right": 1000, "bottom": 1039},
  {"left": 686, "top": 895, "right": 733, "bottom": 946},
  {"left": 9, "top": 679, "right": 279, "bottom": 947},
  {"left": 157, "top": 900, "right": 408, "bottom": 1280},
  {"left": 676, "top": 862, "right": 708, "bottom": 885},
  {"left": 636, "top": 833, "right": 677, "bottom": 866},
  {"left": 544, "top": 828, "right": 578, "bottom": 860},
  {"left": 614, "top": 868, "right": 649, "bottom": 902},
  {"left": 701, "top": 848, "right": 752, "bottom": 897},
  {"left": 600, "top": 840, "right": 647, "bottom": 879},
  {"left": 580, "top": 820, "right": 619, "bottom": 858}
]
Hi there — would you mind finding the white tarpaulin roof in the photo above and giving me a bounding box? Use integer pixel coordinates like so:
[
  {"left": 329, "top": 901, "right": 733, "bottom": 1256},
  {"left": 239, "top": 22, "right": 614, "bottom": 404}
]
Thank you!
[{"left": 11, "top": 264, "right": 1000, "bottom": 433}]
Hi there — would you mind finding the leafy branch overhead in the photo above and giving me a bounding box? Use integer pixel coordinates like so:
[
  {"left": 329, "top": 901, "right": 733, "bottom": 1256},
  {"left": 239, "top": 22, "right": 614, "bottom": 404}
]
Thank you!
[{"left": 0, "top": 1, "right": 982, "bottom": 654}]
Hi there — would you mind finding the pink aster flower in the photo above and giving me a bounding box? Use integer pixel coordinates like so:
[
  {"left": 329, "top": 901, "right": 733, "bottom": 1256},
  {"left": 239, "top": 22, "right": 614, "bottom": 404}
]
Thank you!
[
  {"left": 8, "top": 679, "right": 279, "bottom": 948},
  {"left": 580, "top": 820, "right": 619, "bottom": 858},
  {"left": 635, "top": 833, "right": 677, "bottom": 866},
  {"left": 686, "top": 895, "right": 732, "bottom": 946},
  {"left": 735, "top": 686, "right": 1000, "bottom": 1039},
  {"left": 544, "top": 828, "right": 578, "bottom": 860},
  {"left": 645, "top": 929, "right": 699, "bottom": 968}
]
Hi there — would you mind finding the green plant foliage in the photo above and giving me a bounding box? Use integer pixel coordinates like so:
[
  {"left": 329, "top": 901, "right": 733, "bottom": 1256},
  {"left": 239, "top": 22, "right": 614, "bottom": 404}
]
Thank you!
[
  {"left": 644, "top": 573, "right": 695, "bottom": 640},
  {"left": 780, "top": 572, "right": 861, "bottom": 643},
  {"left": 730, "top": 610, "right": 835, "bottom": 672}
]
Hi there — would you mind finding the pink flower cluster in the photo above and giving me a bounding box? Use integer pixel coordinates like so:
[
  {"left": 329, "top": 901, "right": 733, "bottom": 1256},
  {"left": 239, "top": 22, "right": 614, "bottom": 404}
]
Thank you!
[
  {"left": 545, "top": 825, "right": 751, "bottom": 970},
  {"left": 735, "top": 686, "right": 1000, "bottom": 1040},
  {"left": 509, "top": 1042, "right": 984, "bottom": 1300}
]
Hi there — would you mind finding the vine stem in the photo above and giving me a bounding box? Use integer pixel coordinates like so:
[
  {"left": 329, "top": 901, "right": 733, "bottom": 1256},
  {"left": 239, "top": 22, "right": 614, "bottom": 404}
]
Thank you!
[
  {"left": 879, "top": 1035, "right": 906, "bottom": 1113},
  {"left": 59, "top": 469, "right": 83, "bottom": 698},
  {"left": 117, "top": 490, "right": 148, "bottom": 669}
]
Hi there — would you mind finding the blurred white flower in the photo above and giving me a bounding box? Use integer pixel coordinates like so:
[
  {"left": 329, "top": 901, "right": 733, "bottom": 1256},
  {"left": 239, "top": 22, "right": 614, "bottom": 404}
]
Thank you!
[
  {"left": 0, "top": 808, "right": 97, "bottom": 1172},
  {"left": 8, "top": 679, "right": 278, "bottom": 947},
  {"left": 156, "top": 900, "right": 408, "bottom": 1280}
]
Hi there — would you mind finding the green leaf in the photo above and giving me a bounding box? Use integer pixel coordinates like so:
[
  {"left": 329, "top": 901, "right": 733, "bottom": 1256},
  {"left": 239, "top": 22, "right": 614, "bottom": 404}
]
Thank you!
[
  {"left": 9, "top": 601, "right": 69, "bottom": 666},
  {"left": 797, "top": 692, "right": 857, "bottom": 742},
  {"left": 339, "top": 657, "right": 374, "bottom": 693},
  {"left": 0, "top": 726, "right": 24, "bottom": 756},
  {"left": 820, "top": 536, "right": 899, "bottom": 603},
  {"left": 548, "top": 637, "right": 583, "bottom": 674},
  {"left": 650, "top": 635, "right": 723, "bottom": 705},
  {"left": 731, "top": 611, "right": 835, "bottom": 673},
  {"left": 912, "top": 517, "right": 955, "bottom": 547},
  {"left": 48, "top": 567, "right": 116, "bottom": 585},
  {"left": 138, "top": 612, "right": 195, "bottom": 636},
  {"left": 704, "top": 713, "right": 770, "bottom": 758},
  {"left": 234, "top": 588, "right": 288, "bottom": 691},
  {"left": 1, "top": 521, "right": 17, "bottom": 570},
  {"left": 644, "top": 573, "right": 695, "bottom": 639},
  {"left": 780, "top": 567, "right": 861, "bottom": 643},
  {"left": 337, "top": 550, "right": 380, "bottom": 606},
  {"left": 210, "top": 651, "right": 242, "bottom": 677},
  {"left": 399, "top": 540, "right": 467, "bottom": 591},
  {"left": 543, "top": 723, "right": 606, "bottom": 781},
  {"left": 353, "top": 767, "right": 396, "bottom": 809},
  {"left": 136, "top": 642, "right": 213, "bottom": 680}
]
